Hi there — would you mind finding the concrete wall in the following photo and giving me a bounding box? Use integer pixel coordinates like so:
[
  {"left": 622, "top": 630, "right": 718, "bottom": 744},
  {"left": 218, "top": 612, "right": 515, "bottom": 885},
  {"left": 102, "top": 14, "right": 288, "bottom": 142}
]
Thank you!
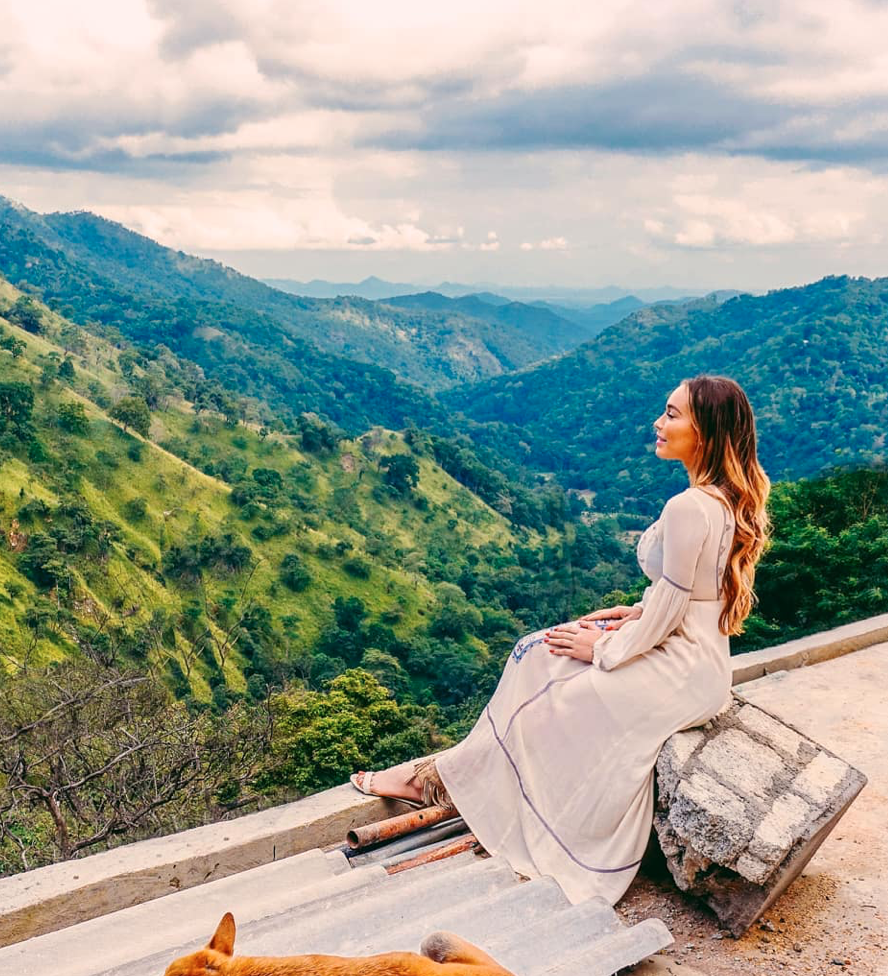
[{"left": 2, "top": 611, "right": 887, "bottom": 947}]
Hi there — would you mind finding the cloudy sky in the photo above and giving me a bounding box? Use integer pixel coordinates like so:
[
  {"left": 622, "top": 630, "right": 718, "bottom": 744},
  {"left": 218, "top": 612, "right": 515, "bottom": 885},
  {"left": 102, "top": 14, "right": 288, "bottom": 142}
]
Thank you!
[{"left": 3, "top": 0, "right": 888, "bottom": 290}]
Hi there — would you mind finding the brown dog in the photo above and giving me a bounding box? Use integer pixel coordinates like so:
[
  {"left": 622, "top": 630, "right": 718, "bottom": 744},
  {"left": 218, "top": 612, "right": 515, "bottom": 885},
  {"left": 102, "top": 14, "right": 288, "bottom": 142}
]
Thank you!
[{"left": 163, "top": 912, "right": 515, "bottom": 976}]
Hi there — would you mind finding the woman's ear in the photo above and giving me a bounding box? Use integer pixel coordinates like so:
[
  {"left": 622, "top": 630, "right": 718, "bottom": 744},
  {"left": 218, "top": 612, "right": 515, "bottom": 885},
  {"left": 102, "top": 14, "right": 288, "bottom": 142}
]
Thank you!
[{"left": 208, "top": 913, "right": 236, "bottom": 956}]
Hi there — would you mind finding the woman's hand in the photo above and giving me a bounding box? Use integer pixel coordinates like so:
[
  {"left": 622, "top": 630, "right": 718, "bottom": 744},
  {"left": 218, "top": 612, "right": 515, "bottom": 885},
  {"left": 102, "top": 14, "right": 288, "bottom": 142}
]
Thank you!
[
  {"left": 545, "top": 623, "right": 602, "bottom": 663},
  {"left": 579, "top": 605, "right": 642, "bottom": 632}
]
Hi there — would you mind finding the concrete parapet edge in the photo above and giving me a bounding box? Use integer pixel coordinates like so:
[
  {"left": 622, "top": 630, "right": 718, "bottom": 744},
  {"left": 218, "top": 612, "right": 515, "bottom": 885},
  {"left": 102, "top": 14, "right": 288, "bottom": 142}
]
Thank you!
[
  {"left": 731, "top": 612, "right": 888, "bottom": 686},
  {"left": 4, "top": 612, "right": 886, "bottom": 948},
  {"left": 0, "top": 785, "right": 410, "bottom": 948}
]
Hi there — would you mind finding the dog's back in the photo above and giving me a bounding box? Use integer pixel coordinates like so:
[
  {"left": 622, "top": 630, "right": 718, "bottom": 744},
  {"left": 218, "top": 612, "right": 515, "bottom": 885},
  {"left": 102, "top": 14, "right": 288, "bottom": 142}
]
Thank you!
[{"left": 164, "top": 913, "right": 515, "bottom": 976}]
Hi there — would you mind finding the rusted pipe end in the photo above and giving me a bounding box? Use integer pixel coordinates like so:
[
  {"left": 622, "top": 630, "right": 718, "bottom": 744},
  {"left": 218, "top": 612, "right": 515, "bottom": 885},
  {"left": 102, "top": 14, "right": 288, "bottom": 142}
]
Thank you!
[{"left": 347, "top": 805, "right": 457, "bottom": 850}]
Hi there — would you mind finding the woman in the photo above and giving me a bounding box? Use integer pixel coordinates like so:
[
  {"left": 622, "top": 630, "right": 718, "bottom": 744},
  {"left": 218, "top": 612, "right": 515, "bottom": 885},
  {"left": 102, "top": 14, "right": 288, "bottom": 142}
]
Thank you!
[{"left": 352, "top": 375, "right": 770, "bottom": 905}]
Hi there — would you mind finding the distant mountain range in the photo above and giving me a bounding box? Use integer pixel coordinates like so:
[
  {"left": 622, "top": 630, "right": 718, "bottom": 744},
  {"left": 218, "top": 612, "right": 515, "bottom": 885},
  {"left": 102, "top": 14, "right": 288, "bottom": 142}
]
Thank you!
[
  {"left": 0, "top": 198, "right": 638, "bottom": 399},
  {"left": 265, "top": 274, "right": 705, "bottom": 305},
  {"left": 2, "top": 195, "right": 884, "bottom": 518}
]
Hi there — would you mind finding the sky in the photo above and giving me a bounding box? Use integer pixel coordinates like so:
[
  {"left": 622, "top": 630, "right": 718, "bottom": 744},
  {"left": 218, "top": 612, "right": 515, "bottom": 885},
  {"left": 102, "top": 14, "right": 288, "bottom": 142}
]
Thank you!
[{"left": 2, "top": 0, "right": 888, "bottom": 291}]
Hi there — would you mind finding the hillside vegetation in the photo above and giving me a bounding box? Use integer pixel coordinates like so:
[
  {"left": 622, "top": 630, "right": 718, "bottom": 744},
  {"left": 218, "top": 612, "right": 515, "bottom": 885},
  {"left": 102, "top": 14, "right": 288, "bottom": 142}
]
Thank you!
[
  {"left": 0, "top": 280, "right": 643, "bottom": 873},
  {"left": 0, "top": 280, "right": 637, "bottom": 685}
]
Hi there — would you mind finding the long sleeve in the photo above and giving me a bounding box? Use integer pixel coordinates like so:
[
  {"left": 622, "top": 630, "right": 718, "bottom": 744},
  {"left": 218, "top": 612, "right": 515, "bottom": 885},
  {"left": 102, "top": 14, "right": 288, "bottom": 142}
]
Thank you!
[{"left": 593, "top": 490, "right": 710, "bottom": 672}]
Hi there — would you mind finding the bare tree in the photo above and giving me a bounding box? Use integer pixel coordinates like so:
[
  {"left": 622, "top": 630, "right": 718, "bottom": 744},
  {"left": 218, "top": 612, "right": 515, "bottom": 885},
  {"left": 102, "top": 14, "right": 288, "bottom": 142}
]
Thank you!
[{"left": 0, "top": 660, "right": 271, "bottom": 874}]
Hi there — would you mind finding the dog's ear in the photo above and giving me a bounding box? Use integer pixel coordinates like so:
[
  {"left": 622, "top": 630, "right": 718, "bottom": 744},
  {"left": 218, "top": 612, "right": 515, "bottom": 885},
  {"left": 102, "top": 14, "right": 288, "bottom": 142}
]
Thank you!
[{"left": 208, "top": 913, "right": 236, "bottom": 956}]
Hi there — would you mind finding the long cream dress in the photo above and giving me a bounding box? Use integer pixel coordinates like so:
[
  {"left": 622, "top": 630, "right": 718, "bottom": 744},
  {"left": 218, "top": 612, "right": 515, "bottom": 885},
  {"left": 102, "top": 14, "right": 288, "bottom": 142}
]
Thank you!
[{"left": 436, "top": 485, "right": 736, "bottom": 905}]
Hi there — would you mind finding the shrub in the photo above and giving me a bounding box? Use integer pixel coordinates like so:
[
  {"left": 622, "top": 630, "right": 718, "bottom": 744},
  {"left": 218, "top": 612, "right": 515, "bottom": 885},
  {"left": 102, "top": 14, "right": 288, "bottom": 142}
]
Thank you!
[
  {"left": 280, "top": 553, "right": 311, "bottom": 592},
  {"left": 342, "top": 556, "right": 370, "bottom": 579}
]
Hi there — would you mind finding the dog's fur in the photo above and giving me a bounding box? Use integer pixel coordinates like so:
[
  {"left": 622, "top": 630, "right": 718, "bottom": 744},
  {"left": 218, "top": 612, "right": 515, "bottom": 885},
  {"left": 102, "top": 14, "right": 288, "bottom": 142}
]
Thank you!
[{"left": 164, "top": 912, "right": 515, "bottom": 976}]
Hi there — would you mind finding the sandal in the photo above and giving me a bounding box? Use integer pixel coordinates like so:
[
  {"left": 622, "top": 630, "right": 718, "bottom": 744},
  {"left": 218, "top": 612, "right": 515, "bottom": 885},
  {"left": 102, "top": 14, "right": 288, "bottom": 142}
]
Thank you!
[{"left": 349, "top": 770, "right": 425, "bottom": 809}]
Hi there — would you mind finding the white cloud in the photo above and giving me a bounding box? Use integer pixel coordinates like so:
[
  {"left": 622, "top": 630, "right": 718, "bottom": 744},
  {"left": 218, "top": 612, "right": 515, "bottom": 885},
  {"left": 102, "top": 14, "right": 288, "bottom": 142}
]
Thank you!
[
  {"left": 97, "top": 194, "right": 458, "bottom": 252},
  {"left": 642, "top": 161, "right": 874, "bottom": 249},
  {"left": 3, "top": 0, "right": 888, "bottom": 288}
]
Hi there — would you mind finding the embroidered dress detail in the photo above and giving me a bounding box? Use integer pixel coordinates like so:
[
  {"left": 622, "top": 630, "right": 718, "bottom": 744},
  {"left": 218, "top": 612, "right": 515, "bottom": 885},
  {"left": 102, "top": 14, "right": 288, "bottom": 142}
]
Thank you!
[{"left": 511, "top": 631, "right": 548, "bottom": 664}]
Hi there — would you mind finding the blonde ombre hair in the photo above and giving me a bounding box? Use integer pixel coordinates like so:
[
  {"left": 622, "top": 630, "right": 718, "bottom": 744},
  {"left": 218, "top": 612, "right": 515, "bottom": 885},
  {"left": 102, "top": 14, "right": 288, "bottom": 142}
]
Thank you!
[{"left": 685, "top": 375, "right": 770, "bottom": 636}]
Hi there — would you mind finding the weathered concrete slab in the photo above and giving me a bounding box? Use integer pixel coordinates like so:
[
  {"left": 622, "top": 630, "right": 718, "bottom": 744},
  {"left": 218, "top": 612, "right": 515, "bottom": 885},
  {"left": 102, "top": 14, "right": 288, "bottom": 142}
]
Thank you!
[
  {"left": 0, "top": 784, "right": 407, "bottom": 947},
  {"left": 654, "top": 695, "right": 867, "bottom": 936}
]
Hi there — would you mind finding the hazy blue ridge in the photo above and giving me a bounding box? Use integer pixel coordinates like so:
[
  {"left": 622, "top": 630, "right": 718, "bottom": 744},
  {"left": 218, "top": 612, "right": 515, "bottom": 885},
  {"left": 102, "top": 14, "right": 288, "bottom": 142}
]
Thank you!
[{"left": 264, "top": 276, "right": 707, "bottom": 305}]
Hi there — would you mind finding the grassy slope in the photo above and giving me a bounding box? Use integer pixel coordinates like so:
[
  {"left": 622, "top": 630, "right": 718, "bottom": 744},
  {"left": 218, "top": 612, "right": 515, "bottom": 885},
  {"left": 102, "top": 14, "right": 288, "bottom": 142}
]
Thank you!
[{"left": 0, "top": 281, "right": 531, "bottom": 695}]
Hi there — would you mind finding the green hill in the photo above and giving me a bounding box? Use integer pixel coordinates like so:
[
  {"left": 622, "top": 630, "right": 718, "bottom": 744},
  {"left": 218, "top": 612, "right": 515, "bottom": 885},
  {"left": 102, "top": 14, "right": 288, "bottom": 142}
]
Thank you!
[
  {"left": 382, "top": 290, "right": 592, "bottom": 356},
  {"left": 1, "top": 272, "right": 886, "bottom": 875},
  {"left": 529, "top": 295, "right": 647, "bottom": 338},
  {"left": 0, "top": 199, "right": 596, "bottom": 393},
  {"left": 0, "top": 280, "right": 637, "bottom": 699},
  {"left": 444, "top": 277, "right": 888, "bottom": 515}
]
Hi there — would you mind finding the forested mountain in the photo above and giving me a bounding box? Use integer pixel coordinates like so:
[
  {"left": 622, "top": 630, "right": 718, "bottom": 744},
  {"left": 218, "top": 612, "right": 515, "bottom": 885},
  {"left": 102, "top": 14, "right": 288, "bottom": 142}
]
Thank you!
[
  {"left": 0, "top": 279, "right": 643, "bottom": 871},
  {"left": 531, "top": 295, "right": 647, "bottom": 338},
  {"left": 0, "top": 199, "right": 445, "bottom": 434},
  {"left": 266, "top": 275, "right": 426, "bottom": 300},
  {"left": 0, "top": 199, "right": 595, "bottom": 392},
  {"left": 445, "top": 277, "right": 888, "bottom": 515},
  {"left": 382, "top": 290, "right": 595, "bottom": 350},
  {"left": 266, "top": 276, "right": 702, "bottom": 305},
  {"left": 0, "top": 279, "right": 633, "bottom": 680}
]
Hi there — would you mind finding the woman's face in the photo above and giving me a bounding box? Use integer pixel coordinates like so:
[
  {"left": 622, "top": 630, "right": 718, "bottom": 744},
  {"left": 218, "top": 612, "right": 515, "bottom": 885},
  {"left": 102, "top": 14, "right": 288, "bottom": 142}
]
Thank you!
[{"left": 654, "top": 384, "right": 699, "bottom": 469}]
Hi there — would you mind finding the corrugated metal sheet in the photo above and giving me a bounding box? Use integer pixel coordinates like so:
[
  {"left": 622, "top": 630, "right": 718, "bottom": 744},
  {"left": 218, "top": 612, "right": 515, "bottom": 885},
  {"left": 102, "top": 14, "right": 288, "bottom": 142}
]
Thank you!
[{"left": 1, "top": 834, "right": 672, "bottom": 976}]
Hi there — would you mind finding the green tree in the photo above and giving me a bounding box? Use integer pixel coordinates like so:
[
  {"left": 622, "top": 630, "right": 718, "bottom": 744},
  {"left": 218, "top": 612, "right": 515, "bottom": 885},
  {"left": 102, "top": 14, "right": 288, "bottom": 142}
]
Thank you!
[
  {"left": 0, "top": 381, "right": 34, "bottom": 434},
  {"left": 7, "top": 296, "right": 43, "bottom": 334},
  {"left": 57, "top": 401, "right": 90, "bottom": 435},
  {"left": 279, "top": 552, "right": 311, "bottom": 592},
  {"left": 381, "top": 453, "right": 420, "bottom": 495},
  {"left": 110, "top": 396, "right": 151, "bottom": 437},
  {"left": 18, "top": 531, "right": 67, "bottom": 588},
  {"left": 261, "top": 670, "right": 435, "bottom": 794},
  {"left": 0, "top": 327, "right": 25, "bottom": 358},
  {"left": 58, "top": 358, "right": 75, "bottom": 381}
]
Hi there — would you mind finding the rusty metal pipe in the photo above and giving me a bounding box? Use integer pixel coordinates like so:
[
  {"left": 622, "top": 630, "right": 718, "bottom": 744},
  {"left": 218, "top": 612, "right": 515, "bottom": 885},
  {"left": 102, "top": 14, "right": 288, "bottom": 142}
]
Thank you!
[
  {"left": 346, "top": 805, "right": 457, "bottom": 850},
  {"left": 344, "top": 817, "right": 467, "bottom": 865},
  {"left": 386, "top": 835, "right": 479, "bottom": 874}
]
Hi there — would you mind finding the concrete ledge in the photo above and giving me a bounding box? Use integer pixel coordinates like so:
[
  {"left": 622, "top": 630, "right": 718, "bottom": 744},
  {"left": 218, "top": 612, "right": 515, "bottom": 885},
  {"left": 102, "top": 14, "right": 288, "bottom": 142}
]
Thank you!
[
  {"left": 731, "top": 612, "right": 888, "bottom": 685},
  {"left": 0, "top": 785, "right": 410, "bottom": 947},
  {"left": 5, "top": 612, "right": 886, "bottom": 949}
]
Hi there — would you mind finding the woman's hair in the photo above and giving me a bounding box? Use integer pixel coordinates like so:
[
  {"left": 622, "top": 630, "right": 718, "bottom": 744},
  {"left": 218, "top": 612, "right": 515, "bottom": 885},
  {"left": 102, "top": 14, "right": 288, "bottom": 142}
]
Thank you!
[{"left": 684, "top": 374, "right": 770, "bottom": 636}]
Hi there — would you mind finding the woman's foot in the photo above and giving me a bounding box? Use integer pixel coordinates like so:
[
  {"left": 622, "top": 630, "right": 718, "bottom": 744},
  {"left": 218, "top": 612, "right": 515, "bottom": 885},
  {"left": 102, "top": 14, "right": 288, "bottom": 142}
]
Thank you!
[{"left": 350, "top": 760, "right": 424, "bottom": 805}]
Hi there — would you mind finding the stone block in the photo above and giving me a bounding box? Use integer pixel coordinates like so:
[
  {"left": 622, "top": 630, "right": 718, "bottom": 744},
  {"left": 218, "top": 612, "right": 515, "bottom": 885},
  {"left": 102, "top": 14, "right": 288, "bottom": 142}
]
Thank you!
[
  {"left": 791, "top": 752, "right": 851, "bottom": 807},
  {"left": 697, "top": 728, "right": 785, "bottom": 801},
  {"left": 735, "top": 704, "right": 805, "bottom": 760},
  {"left": 653, "top": 694, "right": 867, "bottom": 936}
]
